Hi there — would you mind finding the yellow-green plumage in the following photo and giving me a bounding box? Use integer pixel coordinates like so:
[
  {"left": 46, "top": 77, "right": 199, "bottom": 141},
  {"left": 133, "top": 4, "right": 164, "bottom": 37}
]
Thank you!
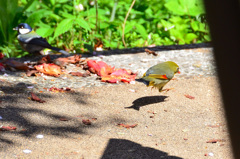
[{"left": 137, "top": 61, "right": 179, "bottom": 92}]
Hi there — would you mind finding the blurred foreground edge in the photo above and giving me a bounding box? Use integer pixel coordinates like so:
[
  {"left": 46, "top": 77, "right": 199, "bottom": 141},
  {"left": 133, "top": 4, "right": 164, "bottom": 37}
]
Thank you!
[{"left": 204, "top": 0, "right": 240, "bottom": 158}]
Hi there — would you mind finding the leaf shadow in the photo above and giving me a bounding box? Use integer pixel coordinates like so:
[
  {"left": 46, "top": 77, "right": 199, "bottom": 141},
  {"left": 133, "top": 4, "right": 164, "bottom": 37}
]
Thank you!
[
  {"left": 125, "top": 95, "right": 168, "bottom": 111},
  {"left": 101, "top": 138, "right": 183, "bottom": 159},
  {"left": 0, "top": 82, "right": 128, "bottom": 150}
]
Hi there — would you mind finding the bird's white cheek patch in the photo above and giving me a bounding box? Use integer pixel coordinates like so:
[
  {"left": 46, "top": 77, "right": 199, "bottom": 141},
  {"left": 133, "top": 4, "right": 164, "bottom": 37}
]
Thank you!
[{"left": 19, "top": 28, "right": 30, "bottom": 34}]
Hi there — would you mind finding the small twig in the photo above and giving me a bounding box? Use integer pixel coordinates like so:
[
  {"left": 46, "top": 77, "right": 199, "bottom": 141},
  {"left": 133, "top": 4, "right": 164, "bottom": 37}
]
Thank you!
[
  {"left": 95, "top": 0, "right": 98, "bottom": 33},
  {"left": 122, "top": 0, "right": 136, "bottom": 48}
]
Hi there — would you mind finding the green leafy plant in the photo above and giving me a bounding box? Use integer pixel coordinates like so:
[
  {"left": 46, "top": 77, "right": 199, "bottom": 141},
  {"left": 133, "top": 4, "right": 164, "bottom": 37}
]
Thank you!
[{"left": 2, "top": 0, "right": 210, "bottom": 57}]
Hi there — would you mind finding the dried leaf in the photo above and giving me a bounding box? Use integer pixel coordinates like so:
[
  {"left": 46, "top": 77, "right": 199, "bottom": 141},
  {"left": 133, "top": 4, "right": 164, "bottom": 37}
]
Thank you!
[
  {"left": 117, "top": 123, "right": 138, "bottom": 129},
  {"left": 69, "top": 72, "right": 83, "bottom": 77},
  {"left": 54, "top": 55, "right": 82, "bottom": 67},
  {"left": 30, "top": 92, "right": 46, "bottom": 103},
  {"left": 94, "top": 38, "right": 103, "bottom": 51},
  {"left": 38, "top": 55, "right": 52, "bottom": 64},
  {"left": 82, "top": 119, "right": 91, "bottom": 125},
  {"left": 35, "top": 63, "right": 62, "bottom": 77},
  {"left": 184, "top": 94, "right": 195, "bottom": 99},
  {"left": 0, "top": 126, "right": 17, "bottom": 131},
  {"left": 206, "top": 139, "right": 225, "bottom": 143},
  {"left": 59, "top": 117, "right": 69, "bottom": 121},
  {"left": 145, "top": 49, "right": 158, "bottom": 56},
  {"left": 49, "top": 87, "right": 72, "bottom": 93},
  {"left": 4, "top": 59, "right": 29, "bottom": 70},
  {"left": 207, "top": 124, "right": 221, "bottom": 128}
]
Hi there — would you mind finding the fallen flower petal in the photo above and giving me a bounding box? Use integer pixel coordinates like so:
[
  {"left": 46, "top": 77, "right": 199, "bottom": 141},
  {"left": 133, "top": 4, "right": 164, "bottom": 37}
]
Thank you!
[
  {"left": 117, "top": 123, "right": 138, "bottom": 129},
  {"left": 184, "top": 94, "right": 195, "bottom": 99},
  {"left": 31, "top": 92, "right": 46, "bottom": 103}
]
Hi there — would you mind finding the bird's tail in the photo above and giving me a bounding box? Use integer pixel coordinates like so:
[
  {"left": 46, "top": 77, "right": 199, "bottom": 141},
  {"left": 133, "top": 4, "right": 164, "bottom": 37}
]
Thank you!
[{"left": 50, "top": 47, "right": 70, "bottom": 55}]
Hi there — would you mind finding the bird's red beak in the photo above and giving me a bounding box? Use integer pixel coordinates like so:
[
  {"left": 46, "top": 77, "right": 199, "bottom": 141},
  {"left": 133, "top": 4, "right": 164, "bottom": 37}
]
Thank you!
[{"left": 178, "top": 71, "right": 181, "bottom": 74}]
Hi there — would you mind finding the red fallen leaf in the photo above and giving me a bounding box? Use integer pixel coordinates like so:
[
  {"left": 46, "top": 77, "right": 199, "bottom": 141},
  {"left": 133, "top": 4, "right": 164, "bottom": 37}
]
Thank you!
[
  {"left": 0, "top": 126, "right": 17, "bottom": 131},
  {"left": 82, "top": 119, "right": 91, "bottom": 125},
  {"left": 184, "top": 94, "right": 195, "bottom": 99},
  {"left": 49, "top": 87, "right": 72, "bottom": 93},
  {"left": 91, "top": 118, "right": 97, "bottom": 121},
  {"left": 87, "top": 60, "right": 114, "bottom": 76},
  {"left": 30, "top": 92, "right": 46, "bottom": 103},
  {"left": 35, "top": 63, "right": 62, "bottom": 77},
  {"left": 4, "top": 59, "right": 29, "bottom": 70},
  {"left": 206, "top": 139, "right": 225, "bottom": 143},
  {"left": 0, "top": 52, "right": 4, "bottom": 59},
  {"left": 101, "top": 69, "right": 136, "bottom": 83},
  {"left": 117, "top": 123, "right": 138, "bottom": 129},
  {"left": 38, "top": 55, "right": 52, "bottom": 64},
  {"left": 0, "top": 63, "right": 5, "bottom": 71},
  {"left": 145, "top": 49, "right": 158, "bottom": 56}
]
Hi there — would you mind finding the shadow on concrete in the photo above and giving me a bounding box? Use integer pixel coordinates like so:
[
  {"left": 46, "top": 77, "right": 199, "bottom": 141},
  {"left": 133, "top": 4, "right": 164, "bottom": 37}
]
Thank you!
[
  {"left": 101, "top": 138, "right": 183, "bottom": 159},
  {"left": 125, "top": 95, "right": 168, "bottom": 111}
]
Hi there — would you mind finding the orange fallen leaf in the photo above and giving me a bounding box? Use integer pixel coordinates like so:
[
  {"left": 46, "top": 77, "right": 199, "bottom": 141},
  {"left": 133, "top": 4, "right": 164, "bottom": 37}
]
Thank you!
[
  {"left": 184, "top": 94, "right": 195, "bottom": 99},
  {"left": 30, "top": 92, "right": 46, "bottom": 103},
  {"left": 117, "top": 123, "right": 138, "bottom": 129},
  {"left": 35, "top": 63, "right": 62, "bottom": 77}
]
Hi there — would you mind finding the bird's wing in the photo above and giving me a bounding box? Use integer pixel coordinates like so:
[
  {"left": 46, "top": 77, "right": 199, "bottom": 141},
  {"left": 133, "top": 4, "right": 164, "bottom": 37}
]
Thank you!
[
  {"left": 147, "top": 74, "right": 169, "bottom": 80},
  {"left": 26, "top": 37, "right": 52, "bottom": 48},
  {"left": 18, "top": 32, "right": 52, "bottom": 48}
]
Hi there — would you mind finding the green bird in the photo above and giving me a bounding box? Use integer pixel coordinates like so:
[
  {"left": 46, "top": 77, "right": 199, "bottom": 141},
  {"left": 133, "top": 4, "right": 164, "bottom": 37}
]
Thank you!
[{"left": 136, "top": 61, "right": 180, "bottom": 92}]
